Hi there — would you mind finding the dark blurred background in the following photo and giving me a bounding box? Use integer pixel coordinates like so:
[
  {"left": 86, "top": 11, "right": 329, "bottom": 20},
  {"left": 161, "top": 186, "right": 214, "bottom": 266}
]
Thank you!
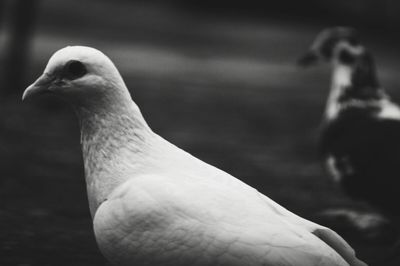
[{"left": 1, "top": 0, "right": 400, "bottom": 265}]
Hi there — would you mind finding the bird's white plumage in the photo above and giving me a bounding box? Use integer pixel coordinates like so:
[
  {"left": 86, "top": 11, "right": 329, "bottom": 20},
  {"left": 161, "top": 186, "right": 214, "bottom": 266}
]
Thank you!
[
  {"left": 26, "top": 46, "right": 366, "bottom": 266},
  {"left": 325, "top": 64, "right": 353, "bottom": 120},
  {"left": 377, "top": 98, "right": 400, "bottom": 120},
  {"left": 325, "top": 62, "right": 400, "bottom": 122},
  {"left": 326, "top": 155, "right": 342, "bottom": 182}
]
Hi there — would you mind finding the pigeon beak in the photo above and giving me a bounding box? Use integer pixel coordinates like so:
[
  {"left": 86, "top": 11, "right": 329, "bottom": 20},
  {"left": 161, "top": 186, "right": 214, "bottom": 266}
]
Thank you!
[
  {"left": 297, "top": 51, "right": 319, "bottom": 67},
  {"left": 22, "top": 73, "right": 55, "bottom": 101}
]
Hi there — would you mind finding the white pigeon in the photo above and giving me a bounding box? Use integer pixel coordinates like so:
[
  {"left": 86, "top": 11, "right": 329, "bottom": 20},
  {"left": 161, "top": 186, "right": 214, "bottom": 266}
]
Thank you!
[{"left": 23, "top": 46, "right": 367, "bottom": 266}]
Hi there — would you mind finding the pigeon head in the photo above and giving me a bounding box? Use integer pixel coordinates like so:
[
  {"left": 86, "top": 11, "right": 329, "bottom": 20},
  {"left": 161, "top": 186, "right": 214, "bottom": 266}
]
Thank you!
[
  {"left": 298, "top": 27, "right": 362, "bottom": 67},
  {"left": 23, "top": 46, "right": 130, "bottom": 109}
]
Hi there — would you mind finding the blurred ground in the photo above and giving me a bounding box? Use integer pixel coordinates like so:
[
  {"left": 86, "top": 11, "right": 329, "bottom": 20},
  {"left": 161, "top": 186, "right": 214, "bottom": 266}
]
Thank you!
[{"left": 1, "top": 1, "right": 400, "bottom": 265}]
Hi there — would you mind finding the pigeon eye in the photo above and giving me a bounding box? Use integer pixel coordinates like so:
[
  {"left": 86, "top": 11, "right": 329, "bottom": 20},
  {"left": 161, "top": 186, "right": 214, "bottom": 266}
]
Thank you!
[{"left": 64, "top": 60, "right": 87, "bottom": 80}]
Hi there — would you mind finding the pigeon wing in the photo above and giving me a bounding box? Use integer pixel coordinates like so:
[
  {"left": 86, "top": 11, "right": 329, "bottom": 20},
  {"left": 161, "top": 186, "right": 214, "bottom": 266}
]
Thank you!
[{"left": 93, "top": 173, "right": 364, "bottom": 266}]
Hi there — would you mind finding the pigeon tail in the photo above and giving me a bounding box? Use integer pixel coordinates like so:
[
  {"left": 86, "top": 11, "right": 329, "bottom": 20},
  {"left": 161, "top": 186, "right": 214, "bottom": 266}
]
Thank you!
[{"left": 312, "top": 228, "right": 367, "bottom": 266}]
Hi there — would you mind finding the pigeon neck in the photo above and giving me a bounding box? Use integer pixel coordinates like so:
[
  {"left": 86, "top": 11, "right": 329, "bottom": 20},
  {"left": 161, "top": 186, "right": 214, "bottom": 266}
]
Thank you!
[
  {"left": 76, "top": 95, "right": 154, "bottom": 217},
  {"left": 325, "top": 55, "right": 384, "bottom": 120}
]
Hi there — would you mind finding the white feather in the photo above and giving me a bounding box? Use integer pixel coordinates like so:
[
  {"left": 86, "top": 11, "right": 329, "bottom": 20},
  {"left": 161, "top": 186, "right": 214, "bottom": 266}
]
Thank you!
[
  {"left": 325, "top": 65, "right": 352, "bottom": 120},
  {"left": 376, "top": 98, "right": 400, "bottom": 120}
]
